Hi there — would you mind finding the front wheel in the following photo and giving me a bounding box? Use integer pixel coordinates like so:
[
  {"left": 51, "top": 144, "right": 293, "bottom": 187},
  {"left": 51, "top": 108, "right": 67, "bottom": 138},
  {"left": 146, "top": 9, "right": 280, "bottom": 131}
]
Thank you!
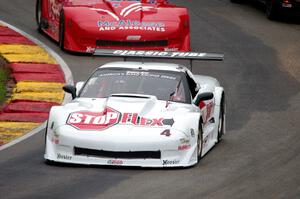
[
  {"left": 217, "top": 96, "right": 225, "bottom": 142},
  {"left": 59, "top": 11, "right": 65, "bottom": 50},
  {"left": 35, "top": 0, "right": 42, "bottom": 31},
  {"left": 196, "top": 123, "right": 203, "bottom": 163}
]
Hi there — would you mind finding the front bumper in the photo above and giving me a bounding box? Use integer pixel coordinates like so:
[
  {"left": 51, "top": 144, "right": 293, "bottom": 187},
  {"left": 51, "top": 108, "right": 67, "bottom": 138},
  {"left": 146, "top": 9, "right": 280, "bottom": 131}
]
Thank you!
[
  {"left": 44, "top": 126, "right": 198, "bottom": 167},
  {"left": 63, "top": 20, "right": 190, "bottom": 53}
]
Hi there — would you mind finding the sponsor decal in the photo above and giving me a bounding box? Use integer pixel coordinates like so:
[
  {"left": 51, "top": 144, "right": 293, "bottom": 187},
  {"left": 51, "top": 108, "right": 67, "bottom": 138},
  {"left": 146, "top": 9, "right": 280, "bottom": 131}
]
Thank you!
[
  {"left": 190, "top": 129, "right": 195, "bottom": 137},
  {"left": 86, "top": 46, "right": 96, "bottom": 53},
  {"left": 126, "top": 35, "right": 141, "bottom": 41},
  {"left": 57, "top": 153, "right": 72, "bottom": 160},
  {"left": 51, "top": 137, "right": 59, "bottom": 145},
  {"left": 178, "top": 144, "right": 191, "bottom": 151},
  {"left": 92, "top": 4, "right": 163, "bottom": 32},
  {"left": 162, "top": 159, "right": 180, "bottom": 165},
  {"left": 180, "top": 138, "right": 190, "bottom": 144},
  {"left": 97, "top": 20, "right": 165, "bottom": 32},
  {"left": 67, "top": 107, "right": 120, "bottom": 130},
  {"left": 112, "top": 50, "right": 209, "bottom": 58},
  {"left": 107, "top": 160, "right": 123, "bottom": 165},
  {"left": 164, "top": 48, "right": 179, "bottom": 52},
  {"left": 67, "top": 107, "right": 174, "bottom": 130},
  {"left": 51, "top": 130, "right": 59, "bottom": 144}
]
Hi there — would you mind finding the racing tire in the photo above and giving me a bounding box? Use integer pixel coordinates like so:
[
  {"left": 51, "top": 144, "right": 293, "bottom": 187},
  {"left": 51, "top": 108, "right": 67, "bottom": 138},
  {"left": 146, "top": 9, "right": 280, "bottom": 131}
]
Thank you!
[
  {"left": 59, "top": 11, "right": 65, "bottom": 50},
  {"left": 44, "top": 120, "right": 48, "bottom": 146},
  {"left": 45, "top": 159, "right": 58, "bottom": 166},
  {"left": 196, "top": 123, "right": 203, "bottom": 163},
  {"left": 266, "top": 1, "right": 278, "bottom": 20},
  {"left": 217, "top": 96, "right": 225, "bottom": 142},
  {"left": 35, "top": 0, "right": 42, "bottom": 32}
]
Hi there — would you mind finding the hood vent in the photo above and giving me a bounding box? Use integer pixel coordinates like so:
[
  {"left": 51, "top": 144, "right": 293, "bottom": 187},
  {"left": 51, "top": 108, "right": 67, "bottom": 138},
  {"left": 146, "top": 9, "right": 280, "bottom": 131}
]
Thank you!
[{"left": 110, "top": 94, "right": 152, "bottom": 99}]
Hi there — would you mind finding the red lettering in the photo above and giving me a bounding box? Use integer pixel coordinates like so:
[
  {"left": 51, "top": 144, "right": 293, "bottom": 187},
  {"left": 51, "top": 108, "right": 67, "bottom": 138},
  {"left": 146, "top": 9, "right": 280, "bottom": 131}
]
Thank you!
[
  {"left": 140, "top": 117, "right": 147, "bottom": 125},
  {"left": 131, "top": 113, "right": 138, "bottom": 125},
  {"left": 151, "top": 118, "right": 164, "bottom": 126},
  {"left": 121, "top": 113, "right": 132, "bottom": 123}
]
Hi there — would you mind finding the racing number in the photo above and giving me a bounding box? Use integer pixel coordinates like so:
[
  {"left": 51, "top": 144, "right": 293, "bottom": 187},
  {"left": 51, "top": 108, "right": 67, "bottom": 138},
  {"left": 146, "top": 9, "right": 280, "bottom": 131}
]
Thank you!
[{"left": 160, "top": 129, "right": 171, "bottom": 137}]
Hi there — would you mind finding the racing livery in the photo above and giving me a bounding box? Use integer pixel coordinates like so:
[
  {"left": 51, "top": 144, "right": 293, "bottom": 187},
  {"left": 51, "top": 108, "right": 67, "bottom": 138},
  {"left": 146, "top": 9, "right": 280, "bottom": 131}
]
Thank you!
[
  {"left": 44, "top": 61, "right": 225, "bottom": 167},
  {"left": 36, "top": 0, "right": 190, "bottom": 53}
]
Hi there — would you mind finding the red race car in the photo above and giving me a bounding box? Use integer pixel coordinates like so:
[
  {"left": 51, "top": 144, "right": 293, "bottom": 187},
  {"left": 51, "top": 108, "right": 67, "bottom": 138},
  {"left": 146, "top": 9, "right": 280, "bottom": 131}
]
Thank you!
[{"left": 35, "top": 0, "right": 191, "bottom": 53}]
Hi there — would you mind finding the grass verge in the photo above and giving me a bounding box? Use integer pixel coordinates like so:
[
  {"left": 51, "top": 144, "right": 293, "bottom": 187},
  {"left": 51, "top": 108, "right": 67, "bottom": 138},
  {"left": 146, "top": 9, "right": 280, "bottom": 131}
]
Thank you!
[{"left": 0, "top": 57, "right": 9, "bottom": 105}]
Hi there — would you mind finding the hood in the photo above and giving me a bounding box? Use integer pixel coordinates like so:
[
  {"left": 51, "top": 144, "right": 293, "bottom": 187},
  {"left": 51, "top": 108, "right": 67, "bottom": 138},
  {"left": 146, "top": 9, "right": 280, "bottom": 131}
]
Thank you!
[
  {"left": 64, "top": 1, "right": 186, "bottom": 41},
  {"left": 65, "top": 94, "right": 174, "bottom": 130},
  {"left": 69, "top": 0, "right": 162, "bottom": 21},
  {"left": 50, "top": 95, "right": 198, "bottom": 135}
]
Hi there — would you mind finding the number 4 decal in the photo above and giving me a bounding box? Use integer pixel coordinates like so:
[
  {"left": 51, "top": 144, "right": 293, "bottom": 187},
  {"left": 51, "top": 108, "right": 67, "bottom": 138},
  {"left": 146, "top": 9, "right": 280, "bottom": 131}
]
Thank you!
[{"left": 161, "top": 129, "right": 171, "bottom": 137}]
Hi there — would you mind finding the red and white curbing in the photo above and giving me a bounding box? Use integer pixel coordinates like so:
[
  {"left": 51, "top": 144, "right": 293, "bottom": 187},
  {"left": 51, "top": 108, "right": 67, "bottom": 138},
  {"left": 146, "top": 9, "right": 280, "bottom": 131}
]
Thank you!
[{"left": 0, "top": 20, "right": 73, "bottom": 150}]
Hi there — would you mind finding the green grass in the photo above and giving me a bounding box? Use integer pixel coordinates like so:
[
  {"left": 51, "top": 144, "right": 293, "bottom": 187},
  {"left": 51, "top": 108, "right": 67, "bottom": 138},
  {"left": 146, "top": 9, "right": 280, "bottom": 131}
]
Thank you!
[{"left": 0, "top": 67, "right": 8, "bottom": 105}]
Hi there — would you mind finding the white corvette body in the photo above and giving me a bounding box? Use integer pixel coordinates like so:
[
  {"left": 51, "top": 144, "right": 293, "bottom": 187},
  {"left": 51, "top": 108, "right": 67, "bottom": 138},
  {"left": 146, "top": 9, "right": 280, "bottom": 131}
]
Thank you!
[{"left": 44, "top": 62, "right": 225, "bottom": 167}]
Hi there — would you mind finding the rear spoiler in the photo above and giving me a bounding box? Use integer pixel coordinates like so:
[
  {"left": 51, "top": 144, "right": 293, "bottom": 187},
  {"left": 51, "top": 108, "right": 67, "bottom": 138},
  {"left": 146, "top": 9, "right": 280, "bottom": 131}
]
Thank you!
[
  {"left": 94, "top": 49, "right": 224, "bottom": 61},
  {"left": 94, "top": 49, "right": 224, "bottom": 71}
]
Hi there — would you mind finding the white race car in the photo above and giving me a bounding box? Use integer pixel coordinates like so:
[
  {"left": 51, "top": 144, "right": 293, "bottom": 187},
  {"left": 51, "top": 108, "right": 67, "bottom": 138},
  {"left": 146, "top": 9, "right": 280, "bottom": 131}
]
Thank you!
[{"left": 44, "top": 61, "right": 225, "bottom": 167}]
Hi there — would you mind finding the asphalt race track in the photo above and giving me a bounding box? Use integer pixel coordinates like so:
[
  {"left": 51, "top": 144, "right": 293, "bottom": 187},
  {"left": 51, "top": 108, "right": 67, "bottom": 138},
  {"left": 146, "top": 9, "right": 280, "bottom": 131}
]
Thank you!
[{"left": 0, "top": 0, "right": 300, "bottom": 198}]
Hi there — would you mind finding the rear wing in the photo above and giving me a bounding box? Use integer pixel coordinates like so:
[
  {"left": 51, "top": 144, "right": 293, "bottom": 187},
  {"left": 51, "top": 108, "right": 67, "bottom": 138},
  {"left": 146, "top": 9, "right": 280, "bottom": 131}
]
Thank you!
[
  {"left": 94, "top": 49, "right": 224, "bottom": 61},
  {"left": 94, "top": 49, "right": 224, "bottom": 71}
]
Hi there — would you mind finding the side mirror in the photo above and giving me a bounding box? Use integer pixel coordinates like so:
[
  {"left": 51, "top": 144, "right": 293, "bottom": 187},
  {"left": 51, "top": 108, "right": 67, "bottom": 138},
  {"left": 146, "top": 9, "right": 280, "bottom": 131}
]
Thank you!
[
  {"left": 194, "top": 92, "right": 214, "bottom": 106},
  {"left": 63, "top": 85, "right": 77, "bottom": 100}
]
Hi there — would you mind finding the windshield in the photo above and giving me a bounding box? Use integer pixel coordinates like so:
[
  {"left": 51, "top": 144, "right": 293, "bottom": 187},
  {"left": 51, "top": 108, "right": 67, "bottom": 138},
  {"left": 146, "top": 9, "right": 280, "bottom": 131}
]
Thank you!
[{"left": 79, "top": 68, "right": 191, "bottom": 103}]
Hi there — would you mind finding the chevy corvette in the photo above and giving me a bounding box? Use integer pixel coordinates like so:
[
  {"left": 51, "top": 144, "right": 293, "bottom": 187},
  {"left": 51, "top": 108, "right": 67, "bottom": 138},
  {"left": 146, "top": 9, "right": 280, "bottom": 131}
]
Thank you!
[
  {"left": 36, "top": 0, "right": 191, "bottom": 53},
  {"left": 44, "top": 59, "right": 225, "bottom": 167}
]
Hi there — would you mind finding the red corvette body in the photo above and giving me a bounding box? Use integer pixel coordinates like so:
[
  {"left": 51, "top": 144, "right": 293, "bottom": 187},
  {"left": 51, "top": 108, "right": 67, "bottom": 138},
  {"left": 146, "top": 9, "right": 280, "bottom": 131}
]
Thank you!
[{"left": 36, "top": 0, "right": 190, "bottom": 53}]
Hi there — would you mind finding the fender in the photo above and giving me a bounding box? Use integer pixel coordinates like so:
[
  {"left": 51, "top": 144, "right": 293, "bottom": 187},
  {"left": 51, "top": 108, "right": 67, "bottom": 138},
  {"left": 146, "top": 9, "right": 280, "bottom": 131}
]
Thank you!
[
  {"left": 47, "top": 106, "right": 72, "bottom": 131},
  {"left": 214, "top": 87, "right": 224, "bottom": 106},
  {"left": 172, "top": 112, "right": 200, "bottom": 137}
]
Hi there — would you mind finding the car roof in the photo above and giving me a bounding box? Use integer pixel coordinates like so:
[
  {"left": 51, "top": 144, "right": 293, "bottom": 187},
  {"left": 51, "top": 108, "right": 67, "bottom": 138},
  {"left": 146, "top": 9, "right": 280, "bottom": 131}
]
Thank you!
[{"left": 99, "top": 62, "right": 188, "bottom": 73}]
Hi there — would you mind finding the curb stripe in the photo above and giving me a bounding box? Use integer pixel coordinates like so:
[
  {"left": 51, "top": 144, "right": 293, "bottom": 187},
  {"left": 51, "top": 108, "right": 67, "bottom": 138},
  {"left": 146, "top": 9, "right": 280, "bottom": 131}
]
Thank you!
[
  {"left": 3, "top": 53, "right": 57, "bottom": 64},
  {"left": 0, "top": 36, "right": 35, "bottom": 45},
  {"left": 10, "top": 63, "right": 61, "bottom": 73},
  {"left": 13, "top": 73, "right": 65, "bottom": 83},
  {"left": 0, "top": 27, "right": 21, "bottom": 36},
  {"left": 14, "top": 82, "right": 64, "bottom": 93},
  {"left": 0, "top": 44, "right": 46, "bottom": 54},
  {"left": 12, "top": 92, "right": 64, "bottom": 103},
  {"left": 0, "top": 20, "right": 73, "bottom": 150},
  {"left": 0, "top": 112, "right": 49, "bottom": 123},
  {"left": 3, "top": 101, "right": 58, "bottom": 113}
]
